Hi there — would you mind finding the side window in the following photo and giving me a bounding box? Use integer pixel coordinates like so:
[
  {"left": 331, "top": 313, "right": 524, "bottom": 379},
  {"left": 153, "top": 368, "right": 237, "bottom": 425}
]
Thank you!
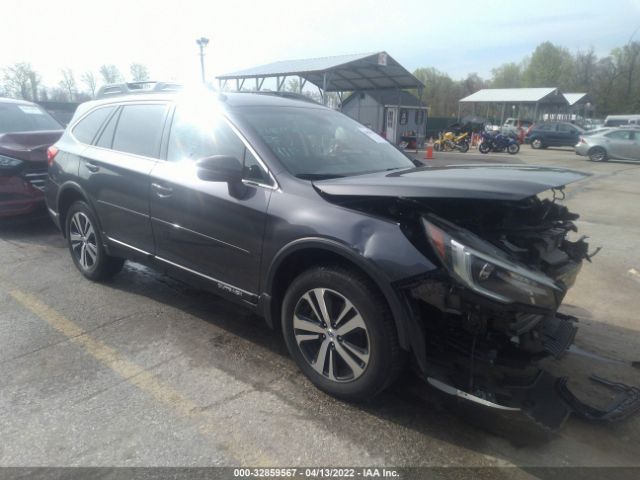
[
  {"left": 243, "top": 148, "right": 272, "bottom": 185},
  {"left": 95, "top": 108, "right": 120, "bottom": 148},
  {"left": 167, "top": 107, "right": 244, "bottom": 162},
  {"left": 112, "top": 104, "right": 167, "bottom": 158},
  {"left": 605, "top": 130, "right": 632, "bottom": 140},
  {"left": 558, "top": 124, "right": 572, "bottom": 133},
  {"left": 72, "top": 106, "right": 115, "bottom": 144}
]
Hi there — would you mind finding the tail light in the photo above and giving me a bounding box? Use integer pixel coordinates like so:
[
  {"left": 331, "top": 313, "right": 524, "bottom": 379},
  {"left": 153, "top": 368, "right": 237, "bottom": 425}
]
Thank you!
[{"left": 47, "top": 146, "right": 59, "bottom": 166}]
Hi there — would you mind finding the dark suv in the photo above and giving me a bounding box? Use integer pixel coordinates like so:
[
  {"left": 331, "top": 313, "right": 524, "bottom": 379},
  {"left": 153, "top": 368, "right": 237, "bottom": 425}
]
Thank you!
[
  {"left": 46, "top": 91, "right": 621, "bottom": 431},
  {"left": 525, "top": 121, "right": 584, "bottom": 149}
]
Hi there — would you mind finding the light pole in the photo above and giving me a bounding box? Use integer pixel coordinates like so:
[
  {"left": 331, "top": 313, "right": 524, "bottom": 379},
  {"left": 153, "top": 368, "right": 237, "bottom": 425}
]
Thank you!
[{"left": 196, "top": 37, "right": 210, "bottom": 83}]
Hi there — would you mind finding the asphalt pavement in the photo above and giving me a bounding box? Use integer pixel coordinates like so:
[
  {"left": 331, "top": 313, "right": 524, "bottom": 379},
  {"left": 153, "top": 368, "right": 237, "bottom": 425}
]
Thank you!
[{"left": 1, "top": 146, "right": 639, "bottom": 471}]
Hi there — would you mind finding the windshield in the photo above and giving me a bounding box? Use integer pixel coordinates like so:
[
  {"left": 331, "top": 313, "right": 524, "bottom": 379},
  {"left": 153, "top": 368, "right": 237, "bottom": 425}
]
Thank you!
[
  {"left": 236, "top": 106, "right": 415, "bottom": 178},
  {"left": 0, "top": 103, "right": 61, "bottom": 134}
]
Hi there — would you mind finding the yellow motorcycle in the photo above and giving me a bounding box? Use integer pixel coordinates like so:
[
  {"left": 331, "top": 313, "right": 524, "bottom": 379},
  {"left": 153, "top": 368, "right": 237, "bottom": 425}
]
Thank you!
[{"left": 433, "top": 131, "right": 469, "bottom": 153}]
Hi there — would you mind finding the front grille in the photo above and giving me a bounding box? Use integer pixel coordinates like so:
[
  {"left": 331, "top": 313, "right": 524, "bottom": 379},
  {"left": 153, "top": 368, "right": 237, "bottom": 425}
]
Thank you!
[{"left": 23, "top": 167, "right": 48, "bottom": 191}]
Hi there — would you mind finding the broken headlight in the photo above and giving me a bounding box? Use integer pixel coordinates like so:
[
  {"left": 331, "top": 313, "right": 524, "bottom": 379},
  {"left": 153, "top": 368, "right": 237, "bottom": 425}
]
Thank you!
[{"left": 423, "top": 218, "right": 560, "bottom": 309}]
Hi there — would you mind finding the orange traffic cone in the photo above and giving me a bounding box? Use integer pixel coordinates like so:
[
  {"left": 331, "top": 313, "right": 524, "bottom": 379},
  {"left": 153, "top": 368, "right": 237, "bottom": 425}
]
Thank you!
[{"left": 425, "top": 144, "right": 434, "bottom": 160}]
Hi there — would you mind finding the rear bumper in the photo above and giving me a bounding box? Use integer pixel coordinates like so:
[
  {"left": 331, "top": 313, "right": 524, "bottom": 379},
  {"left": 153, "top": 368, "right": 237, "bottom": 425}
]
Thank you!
[
  {"left": 574, "top": 144, "right": 589, "bottom": 156},
  {"left": 0, "top": 175, "right": 45, "bottom": 218}
]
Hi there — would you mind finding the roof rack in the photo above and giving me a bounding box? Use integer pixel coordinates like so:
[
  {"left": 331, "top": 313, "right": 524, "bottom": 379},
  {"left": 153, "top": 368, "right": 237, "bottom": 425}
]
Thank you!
[{"left": 95, "top": 81, "right": 183, "bottom": 99}]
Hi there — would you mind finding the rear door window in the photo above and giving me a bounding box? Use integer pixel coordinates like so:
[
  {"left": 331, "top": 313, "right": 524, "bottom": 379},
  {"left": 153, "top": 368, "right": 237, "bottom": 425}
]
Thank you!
[
  {"left": 605, "top": 130, "right": 633, "bottom": 140},
  {"left": 72, "top": 106, "right": 115, "bottom": 144},
  {"left": 112, "top": 104, "right": 167, "bottom": 158},
  {"left": 94, "top": 108, "right": 120, "bottom": 148}
]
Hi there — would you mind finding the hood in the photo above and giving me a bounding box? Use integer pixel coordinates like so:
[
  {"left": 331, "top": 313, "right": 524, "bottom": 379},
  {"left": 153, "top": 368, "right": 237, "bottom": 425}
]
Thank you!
[
  {"left": 0, "top": 130, "right": 63, "bottom": 163},
  {"left": 313, "top": 165, "right": 591, "bottom": 201}
]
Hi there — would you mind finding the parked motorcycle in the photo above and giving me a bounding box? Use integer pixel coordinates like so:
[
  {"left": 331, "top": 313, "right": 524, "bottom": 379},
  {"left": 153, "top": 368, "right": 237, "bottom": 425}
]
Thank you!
[
  {"left": 479, "top": 131, "right": 520, "bottom": 154},
  {"left": 433, "top": 131, "right": 469, "bottom": 153}
]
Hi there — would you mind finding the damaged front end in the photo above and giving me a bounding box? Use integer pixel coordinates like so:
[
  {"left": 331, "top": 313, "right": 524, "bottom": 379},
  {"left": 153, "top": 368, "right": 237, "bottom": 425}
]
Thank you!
[
  {"left": 314, "top": 165, "right": 638, "bottom": 434},
  {"left": 400, "top": 194, "right": 638, "bottom": 433}
]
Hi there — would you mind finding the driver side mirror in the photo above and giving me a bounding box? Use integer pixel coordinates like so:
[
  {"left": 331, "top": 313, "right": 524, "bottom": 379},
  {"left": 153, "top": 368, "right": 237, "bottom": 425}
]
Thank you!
[{"left": 196, "top": 155, "right": 243, "bottom": 184}]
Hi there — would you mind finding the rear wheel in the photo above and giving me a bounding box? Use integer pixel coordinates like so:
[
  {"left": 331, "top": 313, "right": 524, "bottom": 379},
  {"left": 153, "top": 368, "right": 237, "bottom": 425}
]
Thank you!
[
  {"left": 282, "top": 266, "right": 404, "bottom": 401},
  {"left": 433, "top": 142, "right": 442, "bottom": 152},
  {"left": 65, "top": 201, "right": 124, "bottom": 280},
  {"left": 507, "top": 143, "right": 520, "bottom": 154},
  {"left": 479, "top": 142, "right": 491, "bottom": 154},
  {"left": 458, "top": 141, "right": 469, "bottom": 153},
  {"left": 531, "top": 138, "right": 543, "bottom": 149},
  {"left": 589, "top": 147, "right": 607, "bottom": 162}
]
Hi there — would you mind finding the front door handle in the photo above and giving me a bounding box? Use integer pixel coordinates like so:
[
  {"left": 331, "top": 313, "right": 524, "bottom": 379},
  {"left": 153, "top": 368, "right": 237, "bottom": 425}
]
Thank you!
[
  {"left": 151, "top": 182, "right": 173, "bottom": 197},
  {"left": 85, "top": 162, "right": 99, "bottom": 173}
]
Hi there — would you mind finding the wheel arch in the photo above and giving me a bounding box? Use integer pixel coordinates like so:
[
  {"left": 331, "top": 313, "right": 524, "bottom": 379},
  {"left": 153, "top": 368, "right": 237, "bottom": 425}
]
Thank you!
[
  {"left": 262, "top": 238, "right": 426, "bottom": 367},
  {"left": 56, "top": 182, "right": 94, "bottom": 238}
]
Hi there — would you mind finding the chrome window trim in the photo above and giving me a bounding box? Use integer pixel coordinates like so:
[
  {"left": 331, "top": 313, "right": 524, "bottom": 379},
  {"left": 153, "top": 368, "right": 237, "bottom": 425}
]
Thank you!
[{"left": 106, "top": 236, "right": 152, "bottom": 256}]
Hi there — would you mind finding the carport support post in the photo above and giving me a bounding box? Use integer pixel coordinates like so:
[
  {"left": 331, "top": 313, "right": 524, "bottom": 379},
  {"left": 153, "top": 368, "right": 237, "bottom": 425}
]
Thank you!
[
  {"left": 322, "top": 72, "right": 327, "bottom": 105},
  {"left": 500, "top": 103, "right": 506, "bottom": 125},
  {"left": 457, "top": 103, "right": 461, "bottom": 122}
]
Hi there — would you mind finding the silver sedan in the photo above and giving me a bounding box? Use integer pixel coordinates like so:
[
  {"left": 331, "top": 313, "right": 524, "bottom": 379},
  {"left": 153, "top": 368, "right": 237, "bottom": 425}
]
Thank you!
[{"left": 575, "top": 128, "right": 640, "bottom": 162}]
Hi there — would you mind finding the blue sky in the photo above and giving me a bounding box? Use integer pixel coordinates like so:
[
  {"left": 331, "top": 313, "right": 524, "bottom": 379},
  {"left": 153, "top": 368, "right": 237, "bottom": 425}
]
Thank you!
[{"left": 2, "top": 0, "right": 639, "bottom": 86}]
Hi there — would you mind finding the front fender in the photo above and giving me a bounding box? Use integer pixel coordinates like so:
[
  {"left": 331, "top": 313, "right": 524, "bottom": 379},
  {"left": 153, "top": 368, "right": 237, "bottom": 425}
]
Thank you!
[{"left": 264, "top": 237, "right": 429, "bottom": 373}]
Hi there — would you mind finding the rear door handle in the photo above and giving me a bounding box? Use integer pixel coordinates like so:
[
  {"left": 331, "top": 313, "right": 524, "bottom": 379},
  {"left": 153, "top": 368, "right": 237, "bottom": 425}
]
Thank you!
[
  {"left": 151, "top": 182, "right": 173, "bottom": 197},
  {"left": 85, "top": 162, "right": 100, "bottom": 173}
]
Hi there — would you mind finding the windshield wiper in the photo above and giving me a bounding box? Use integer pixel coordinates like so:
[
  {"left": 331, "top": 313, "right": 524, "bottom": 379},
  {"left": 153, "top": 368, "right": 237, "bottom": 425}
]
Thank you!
[{"left": 295, "top": 173, "right": 346, "bottom": 180}]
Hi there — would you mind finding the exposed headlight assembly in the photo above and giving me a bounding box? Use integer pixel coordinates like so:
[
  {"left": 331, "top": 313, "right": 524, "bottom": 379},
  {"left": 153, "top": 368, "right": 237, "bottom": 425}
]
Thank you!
[
  {"left": 0, "top": 155, "right": 23, "bottom": 170},
  {"left": 423, "top": 217, "right": 561, "bottom": 309}
]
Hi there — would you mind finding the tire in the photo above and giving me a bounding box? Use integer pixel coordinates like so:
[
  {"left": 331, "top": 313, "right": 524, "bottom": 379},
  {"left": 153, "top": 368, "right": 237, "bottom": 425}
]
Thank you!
[
  {"left": 507, "top": 143, "right": 520, "bottom": 154},
  {"left": 65, "top": 201, "right": 125, "bottom": 281},
  {"left": 479, "top": 142, "right": 491, "bottom": 154},
  {"left": 281, "top": 266, "right": 405, "bottom": 402},
  {"left": 531, "top": 138, "right": 543, "bottom": 149},
  {"left": 458, "top": 141, "right": 469, "bottom": 153},
  {"left": 589, "top": 147, "right": 607, "bottom": 162},
  {"left": 433, "top": 142, "right": 442, "bottom": 152}
]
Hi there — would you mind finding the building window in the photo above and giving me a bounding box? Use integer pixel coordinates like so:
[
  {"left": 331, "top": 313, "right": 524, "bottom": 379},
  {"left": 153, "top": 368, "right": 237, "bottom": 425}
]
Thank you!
[{"left": 399, "top": 109, "right": 408, "bottom": 125}]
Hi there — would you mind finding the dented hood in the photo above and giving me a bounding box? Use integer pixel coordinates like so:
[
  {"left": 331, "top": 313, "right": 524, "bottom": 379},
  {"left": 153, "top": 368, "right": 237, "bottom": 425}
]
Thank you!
[{"left": 313, "top": 165, "right": 591, "bottom": 201}]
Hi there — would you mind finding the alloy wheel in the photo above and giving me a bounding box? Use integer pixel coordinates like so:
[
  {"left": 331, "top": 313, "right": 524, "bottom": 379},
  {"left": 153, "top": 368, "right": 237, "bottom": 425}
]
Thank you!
[
  {"left": 69, "top": 212, "right": 98, "bottom": 271},
  {"left": 293, "top": 288, "right": 370, "bottom": 382}
]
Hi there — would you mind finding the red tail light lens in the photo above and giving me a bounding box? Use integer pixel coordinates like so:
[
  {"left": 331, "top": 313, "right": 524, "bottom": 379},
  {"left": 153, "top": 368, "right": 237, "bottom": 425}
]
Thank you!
[{"left": 47, "top": 146, "right": 59, "bottom": 166}]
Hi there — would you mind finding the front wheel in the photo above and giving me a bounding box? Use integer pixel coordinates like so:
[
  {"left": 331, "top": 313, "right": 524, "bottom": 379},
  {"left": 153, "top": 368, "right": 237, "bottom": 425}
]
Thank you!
[
  {"left": 479, "top": 142, "right": 491, "bottom": 154},
  {"left": 458, "top": 141, "right": 469, "bottom": 153},
  {"left": 433, "top": 142, "right": 442, "bottom": 152},
  {"left": 282, "top": 267, "right": 404, "bottom": 401},
  {"left": 507, "top": 143, "right": 520, "bottom": 154},
  {"left": 65, "top": 201, "right": 125, "bottom": 280},
  {"left": 531, "top": 138, "right": 543, "bottom": 149}
]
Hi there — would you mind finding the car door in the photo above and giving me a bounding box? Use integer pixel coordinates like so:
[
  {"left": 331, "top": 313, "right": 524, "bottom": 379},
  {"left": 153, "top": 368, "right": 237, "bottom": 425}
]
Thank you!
[
  {"left": 149, "top": 104, "right": 274, "bottom": 298},
  {"left": 556, "top": 123, "right": 578, "bottom": 146},
  {"left": 79, "top": 102, "right": 168, "bottom": 253},
  {"left": 604, "top": 130, "right": 637, "bottom": 160}
]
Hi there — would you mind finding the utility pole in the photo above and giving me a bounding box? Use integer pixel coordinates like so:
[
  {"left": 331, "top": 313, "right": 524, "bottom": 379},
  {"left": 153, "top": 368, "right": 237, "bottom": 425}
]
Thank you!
[{"left": 196, "top": 37, "right": 210, "bottom": 83}]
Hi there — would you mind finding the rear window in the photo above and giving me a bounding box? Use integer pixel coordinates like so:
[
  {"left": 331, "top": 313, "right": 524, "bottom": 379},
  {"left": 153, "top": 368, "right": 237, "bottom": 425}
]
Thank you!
[
  {"left": 72, "top": 106, "right": 115, "bottom": 144},
  {"left": 0, "top": 103, "right": 61, "bottom": 134},
  {"left": 605, "top": 119, "right": 628, "bottom": 127},
  {"left": 111, "top": 104, "right": 167, "bottom": 158}
]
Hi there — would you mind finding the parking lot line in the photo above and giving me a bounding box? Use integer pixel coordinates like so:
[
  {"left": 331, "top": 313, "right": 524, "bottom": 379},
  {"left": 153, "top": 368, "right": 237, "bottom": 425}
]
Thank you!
[{"left": 4, "top": 283, "right": 273, "bottom": 466}]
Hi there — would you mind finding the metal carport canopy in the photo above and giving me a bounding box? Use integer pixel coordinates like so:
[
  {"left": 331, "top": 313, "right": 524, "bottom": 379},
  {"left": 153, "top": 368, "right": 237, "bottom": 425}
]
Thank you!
[{"left": 216, "top": 52, "right": 424, "bottom": 92}]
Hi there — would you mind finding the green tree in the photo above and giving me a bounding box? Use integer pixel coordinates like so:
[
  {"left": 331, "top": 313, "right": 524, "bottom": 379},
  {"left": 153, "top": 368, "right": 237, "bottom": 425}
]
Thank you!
[
  {"left": 490, "top": 62, "right": 523, "bottom": 88},
  {"left": 522, "top": 42, "right": 574, "bottom": 89}
]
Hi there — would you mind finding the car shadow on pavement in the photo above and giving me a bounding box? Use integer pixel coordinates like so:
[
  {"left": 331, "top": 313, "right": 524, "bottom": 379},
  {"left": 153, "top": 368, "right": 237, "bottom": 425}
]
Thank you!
[{"left": 100, "top": 259, "right": 640, "bottom": 464}]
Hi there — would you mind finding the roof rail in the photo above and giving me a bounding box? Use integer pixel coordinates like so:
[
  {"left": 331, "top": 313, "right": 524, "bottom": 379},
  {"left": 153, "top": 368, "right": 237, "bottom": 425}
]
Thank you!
[{"left": 95, "top": 81, "right": 183, "bottom": 99}]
